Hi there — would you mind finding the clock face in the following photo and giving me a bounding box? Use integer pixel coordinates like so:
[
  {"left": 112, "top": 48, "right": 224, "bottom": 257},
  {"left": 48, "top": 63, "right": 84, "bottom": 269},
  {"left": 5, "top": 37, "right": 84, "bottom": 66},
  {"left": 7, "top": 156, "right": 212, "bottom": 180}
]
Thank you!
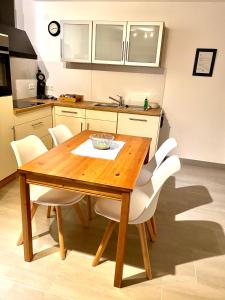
[{"left": 48, "top": 21, "right": 60, "bottom": 36}]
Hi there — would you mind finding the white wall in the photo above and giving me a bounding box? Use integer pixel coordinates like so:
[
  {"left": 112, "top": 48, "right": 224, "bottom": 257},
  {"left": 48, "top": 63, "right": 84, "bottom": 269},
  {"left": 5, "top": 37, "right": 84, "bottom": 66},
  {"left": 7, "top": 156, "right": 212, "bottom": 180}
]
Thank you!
[{"left": 19, "top": 1, "right": 225, "bottom": 164}]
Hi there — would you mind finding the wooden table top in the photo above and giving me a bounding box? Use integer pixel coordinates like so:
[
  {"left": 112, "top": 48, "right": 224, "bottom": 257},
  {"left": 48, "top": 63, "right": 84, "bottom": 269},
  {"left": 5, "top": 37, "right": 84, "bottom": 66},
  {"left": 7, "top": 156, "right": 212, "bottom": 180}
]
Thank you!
[{"left": 18, "top": 130, "right": 151, "bottom": 192}]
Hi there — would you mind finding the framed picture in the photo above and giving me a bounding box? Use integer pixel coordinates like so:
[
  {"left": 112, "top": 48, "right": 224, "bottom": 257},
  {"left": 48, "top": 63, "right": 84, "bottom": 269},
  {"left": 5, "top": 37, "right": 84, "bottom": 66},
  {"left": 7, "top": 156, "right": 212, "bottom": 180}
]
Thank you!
[{"left": 192, "top": 48, "right": 217, "bottom": 77}]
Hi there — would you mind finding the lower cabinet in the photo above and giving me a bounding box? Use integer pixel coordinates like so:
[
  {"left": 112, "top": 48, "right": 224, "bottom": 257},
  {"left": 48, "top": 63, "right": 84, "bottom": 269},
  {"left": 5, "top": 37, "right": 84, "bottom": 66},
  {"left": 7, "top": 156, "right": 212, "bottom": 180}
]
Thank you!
[
  {"left": 117, "top": 113, "right": 160, "bottom": 160},
  {"left": 54, "top": 106, "right": 85, "bottom": 135},
  {"left": 0, "top": 96, "right": 17, "bottom": 181},
  {"left": 14, "top": 107, "right": 53, "bottom": 149},
  {"left": 14, "top": 105, "right": 160, "bottom": 160},
  {"left": 85, "top": 109, "right": 117, "bottom": 133}
]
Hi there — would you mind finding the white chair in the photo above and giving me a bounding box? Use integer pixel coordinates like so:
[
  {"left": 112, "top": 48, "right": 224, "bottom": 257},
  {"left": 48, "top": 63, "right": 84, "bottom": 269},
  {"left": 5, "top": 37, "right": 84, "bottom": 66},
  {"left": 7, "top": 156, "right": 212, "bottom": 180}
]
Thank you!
[
  {"left": 48, "top": 124, "right": 73, "bottom": 146},
  {"left": 136, "top": 138, "right": 177, "bottom": 242},
  {"left": 136, "top": 137, "right": 177, "bottom": 186},
  {"left": 92, "top": 155, "right": 181, "bottom": 279},
  {"left": 48, "top": 124, "right": 93, "bottom": 220},
  {"left": 11, "top": 135, "right": 87, "bottom": 260}
]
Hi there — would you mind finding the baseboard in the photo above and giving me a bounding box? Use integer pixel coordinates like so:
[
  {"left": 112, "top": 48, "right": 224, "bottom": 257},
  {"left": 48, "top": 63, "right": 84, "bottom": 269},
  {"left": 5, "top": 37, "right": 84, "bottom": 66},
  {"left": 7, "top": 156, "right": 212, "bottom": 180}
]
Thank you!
[
  {"left": 0, "top": 172, "right": 17, "bottom": 188},
  {"left": 181, "top": 158, "right": 225, "bottom": 169}
]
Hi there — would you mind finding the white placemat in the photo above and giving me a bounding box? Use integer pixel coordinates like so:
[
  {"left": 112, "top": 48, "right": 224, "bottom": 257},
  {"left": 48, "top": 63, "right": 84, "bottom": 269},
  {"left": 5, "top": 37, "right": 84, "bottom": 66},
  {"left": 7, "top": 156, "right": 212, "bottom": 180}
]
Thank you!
[{"left": 71, "top": 139, "right": 125, "bottom": 160}]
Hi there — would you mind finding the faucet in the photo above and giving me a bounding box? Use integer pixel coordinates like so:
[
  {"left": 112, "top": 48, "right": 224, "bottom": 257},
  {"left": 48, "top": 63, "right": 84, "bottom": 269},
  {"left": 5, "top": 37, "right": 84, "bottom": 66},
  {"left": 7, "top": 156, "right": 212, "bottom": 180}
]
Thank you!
[{"left": 109, "top": 95, "right": 124, "bottom": 107}]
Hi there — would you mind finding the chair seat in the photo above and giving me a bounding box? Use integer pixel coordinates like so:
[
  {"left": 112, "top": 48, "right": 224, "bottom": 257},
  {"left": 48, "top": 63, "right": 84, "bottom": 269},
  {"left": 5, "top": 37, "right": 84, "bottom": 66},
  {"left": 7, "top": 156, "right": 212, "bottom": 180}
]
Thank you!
[
  {"left": 94, "top": 186, "right": 152, "bottom": 224},
  {"left": 30, "top": 184, "right": 84, "bottom": 206}
]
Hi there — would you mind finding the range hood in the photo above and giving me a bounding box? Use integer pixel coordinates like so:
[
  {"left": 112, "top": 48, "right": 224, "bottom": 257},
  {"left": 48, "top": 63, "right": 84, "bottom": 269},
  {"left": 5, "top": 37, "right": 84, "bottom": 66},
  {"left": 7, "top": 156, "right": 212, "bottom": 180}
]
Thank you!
[{"left": 0, "top": 0, "right": 37, "bottom": 59}]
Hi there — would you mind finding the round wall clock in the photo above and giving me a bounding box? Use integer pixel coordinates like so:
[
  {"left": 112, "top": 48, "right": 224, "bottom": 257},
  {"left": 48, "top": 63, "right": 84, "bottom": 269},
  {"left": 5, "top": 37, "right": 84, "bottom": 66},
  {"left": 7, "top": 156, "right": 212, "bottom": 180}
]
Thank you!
[{"left": 48, "top": 21, "right": 60, "bottom": 36}]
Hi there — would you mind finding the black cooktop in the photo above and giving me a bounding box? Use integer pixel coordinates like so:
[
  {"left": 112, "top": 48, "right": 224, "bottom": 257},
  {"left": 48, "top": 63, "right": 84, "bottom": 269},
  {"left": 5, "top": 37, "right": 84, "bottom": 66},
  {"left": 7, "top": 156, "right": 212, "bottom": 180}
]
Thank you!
[{"left": 13, "top": 100, "right": 44, "bottom": 108}]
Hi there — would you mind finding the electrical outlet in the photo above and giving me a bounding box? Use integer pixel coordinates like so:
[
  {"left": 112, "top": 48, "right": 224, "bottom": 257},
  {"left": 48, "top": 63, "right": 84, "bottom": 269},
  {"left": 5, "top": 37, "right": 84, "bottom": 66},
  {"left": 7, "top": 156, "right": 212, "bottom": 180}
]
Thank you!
[
  {"left": 47, "top": 85, "right": 54, "bottom": 91},
  {"left": 28, "top": 83, "right": 35, "bottom": 90}
]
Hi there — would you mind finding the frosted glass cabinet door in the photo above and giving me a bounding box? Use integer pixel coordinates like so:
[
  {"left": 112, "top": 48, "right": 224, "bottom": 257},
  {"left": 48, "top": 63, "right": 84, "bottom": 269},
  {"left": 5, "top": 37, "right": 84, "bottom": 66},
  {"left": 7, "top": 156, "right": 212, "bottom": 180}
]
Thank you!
[
  {"left": 61, "top": 21, "right": 92, "bottom": 62},
  {"left": 126, "top": 22, "right": 164, "bottom": 67},
  {"left": 92, "top": 21, "right": 127, "bottom": 64}
]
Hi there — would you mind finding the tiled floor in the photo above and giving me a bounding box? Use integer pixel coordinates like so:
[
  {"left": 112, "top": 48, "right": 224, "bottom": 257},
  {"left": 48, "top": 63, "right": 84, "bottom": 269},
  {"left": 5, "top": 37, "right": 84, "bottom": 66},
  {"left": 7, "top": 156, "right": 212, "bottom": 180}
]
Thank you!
[{"left": 0, "top": 162, "right": 225, "bottom": 299}]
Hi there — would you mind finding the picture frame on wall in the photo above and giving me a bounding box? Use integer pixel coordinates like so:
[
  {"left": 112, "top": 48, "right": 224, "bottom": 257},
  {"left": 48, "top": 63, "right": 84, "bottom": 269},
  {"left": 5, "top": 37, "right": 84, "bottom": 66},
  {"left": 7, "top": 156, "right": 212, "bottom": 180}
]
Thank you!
[{"left": 192, "top": 48, "right": 217, "bottom": 77}]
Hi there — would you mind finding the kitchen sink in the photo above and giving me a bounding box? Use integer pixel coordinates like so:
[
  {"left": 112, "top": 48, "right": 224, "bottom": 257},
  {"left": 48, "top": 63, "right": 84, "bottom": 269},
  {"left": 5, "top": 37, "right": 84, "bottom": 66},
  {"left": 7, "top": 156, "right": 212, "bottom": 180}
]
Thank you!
[
  {"left": 94, "top": 103, "right": 119, "bottom": 108},
  {"left": 93, "top": 103, "right": 149, "bottom": 111},
  {"left": 123, "top": 105, "right": 146, "bottom": 111}
]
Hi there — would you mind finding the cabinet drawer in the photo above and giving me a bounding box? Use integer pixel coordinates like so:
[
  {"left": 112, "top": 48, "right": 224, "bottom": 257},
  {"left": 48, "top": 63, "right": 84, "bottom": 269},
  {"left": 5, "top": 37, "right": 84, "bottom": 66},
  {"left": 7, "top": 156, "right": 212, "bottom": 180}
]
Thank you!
[
  {"left": 55, "top": 114, "right": 84, "bottom": 135},
  {"left": 14, "top": 107, "right": 52, "bottom": 126},
  {"left": 117, "top": 113, "right": 160, "bottom": 160},
  {"left": 86, "top": 119, "right": 117, "bottom": 134},
  {"left": 15, "top": 116, "right": 52, "bottom": 140},
  {"left": 117, "top": 113, "right": 159, "bottom": 137},
  {"left": 55, "top": 106, "right": 85, "bottom": 118},
  {"left": 86, "top": 109, "right": 117, "bottom": 122}
]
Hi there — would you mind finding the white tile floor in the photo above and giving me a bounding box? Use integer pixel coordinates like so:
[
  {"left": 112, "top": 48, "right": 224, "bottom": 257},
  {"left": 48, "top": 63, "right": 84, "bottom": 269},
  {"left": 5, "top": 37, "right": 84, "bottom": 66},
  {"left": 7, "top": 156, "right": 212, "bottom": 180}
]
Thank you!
[{"left": 0, "top": 161, "right": 224, "bottom": 299}]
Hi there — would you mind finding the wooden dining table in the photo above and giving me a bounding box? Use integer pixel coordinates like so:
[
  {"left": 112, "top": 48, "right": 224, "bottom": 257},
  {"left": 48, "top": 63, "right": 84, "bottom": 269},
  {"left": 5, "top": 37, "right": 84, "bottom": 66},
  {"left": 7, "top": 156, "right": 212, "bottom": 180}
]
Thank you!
[{"left": 17, "top": 130, "right": 151, "bottom": 288}]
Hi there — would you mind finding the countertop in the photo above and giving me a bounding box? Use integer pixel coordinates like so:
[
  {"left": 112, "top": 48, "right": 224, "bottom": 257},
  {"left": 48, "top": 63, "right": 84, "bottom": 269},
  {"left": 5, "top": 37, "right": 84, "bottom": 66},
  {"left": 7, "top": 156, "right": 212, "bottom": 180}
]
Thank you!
[{"left": 13, "top": 98, "right": 162, "bottom": 117}]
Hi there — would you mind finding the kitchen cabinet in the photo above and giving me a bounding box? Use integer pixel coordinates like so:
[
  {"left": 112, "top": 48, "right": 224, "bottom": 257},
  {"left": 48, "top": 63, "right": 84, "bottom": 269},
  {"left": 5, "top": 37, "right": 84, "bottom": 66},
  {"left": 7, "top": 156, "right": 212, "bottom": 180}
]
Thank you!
[
  {"left": 92, "top": 21, "right": 127, "bottom": 65},
  {"left": 0, "top": 96, "right": 17, "bottom": 181},
  {"left": 125, "top": 22, "right": 164, "bottom": 67},
  {"left": 54, "top": 106, "right": 85, "bottom": 135},
  {"left": 92, "top": 21, "right": 164, "bottom": 67},
  {"left": 86, "top": 109, "right": 117, "bottom": 133},
  {"left": 61, "top": 21, "right": 92, "bottom": 63},
  {"left": 117, "top": 113, "right": 160, "bottom": 160},
  {"left": 14, "top": 107, "right": 53, "bottom": 149}
]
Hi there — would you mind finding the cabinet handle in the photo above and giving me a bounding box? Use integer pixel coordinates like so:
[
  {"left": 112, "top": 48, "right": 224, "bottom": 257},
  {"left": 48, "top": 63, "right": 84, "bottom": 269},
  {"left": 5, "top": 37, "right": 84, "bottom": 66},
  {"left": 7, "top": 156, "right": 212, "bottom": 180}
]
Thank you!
[
  {"left": 122, "top": 41, "right": 125, "bottom": 61},
  {"left": 87, "top": 122, "right": 89, "bottom": 130},
  {"left": 126, "top": 41, "right": 129, "bottom": 61},
  {"left": 11, "top": 126, "right": 16, "bottom": 140},
  {"left": 32, "top": 121, "right": 43, "bottom": 127},
  {"left": 80, "top": 122, "right": 83, "bottom": 132},
  {"left": 61, "top": 110, "right": 78, "bottom": 114},
  {"left": 129, "top": 118, "right": 147, "bottom": 122}
]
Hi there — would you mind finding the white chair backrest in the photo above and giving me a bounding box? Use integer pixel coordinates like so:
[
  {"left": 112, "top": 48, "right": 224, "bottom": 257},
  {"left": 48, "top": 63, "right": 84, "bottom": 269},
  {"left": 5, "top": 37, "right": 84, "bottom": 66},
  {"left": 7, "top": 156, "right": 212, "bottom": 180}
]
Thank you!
[
  {"left": 48, "top": 124, "right": 73, "bottom": 146},
  {"left": 131, "top": 155, "right": 181, "bottom": 224},
  {"left": 11, "top": 135, "right": 48, "bottom": 167},
  {"left": 154, "top": 138, "right": 177, "bottom": 172}
]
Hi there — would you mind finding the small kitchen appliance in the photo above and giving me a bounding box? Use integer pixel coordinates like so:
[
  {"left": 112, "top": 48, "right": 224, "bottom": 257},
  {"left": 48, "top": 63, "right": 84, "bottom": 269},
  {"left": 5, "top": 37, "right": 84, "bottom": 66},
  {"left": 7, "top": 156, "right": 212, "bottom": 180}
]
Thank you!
[{"left": 36, "top": 69, "right": 46, "bottom": 99}]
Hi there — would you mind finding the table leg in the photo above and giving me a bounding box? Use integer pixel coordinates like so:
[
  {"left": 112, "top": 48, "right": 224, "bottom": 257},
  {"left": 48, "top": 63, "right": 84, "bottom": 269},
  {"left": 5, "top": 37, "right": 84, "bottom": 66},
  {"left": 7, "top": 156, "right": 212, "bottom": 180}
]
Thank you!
[
  {"left": 144, "top": 147, "right": 150, "bottom": 164},
  {"left": 114, "top": 192, "right": 130, "bottom": 288},
  {"left": 19, "top": 174, "right": 33, "bottom": 261}
]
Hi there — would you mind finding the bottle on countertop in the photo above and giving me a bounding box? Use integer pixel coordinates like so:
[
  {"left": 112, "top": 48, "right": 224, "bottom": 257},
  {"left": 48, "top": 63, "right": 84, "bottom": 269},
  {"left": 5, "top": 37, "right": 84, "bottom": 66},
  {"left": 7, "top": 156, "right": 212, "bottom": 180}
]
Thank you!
[{"left": 144, "top": 97, "right": 149, "bottom": 111}]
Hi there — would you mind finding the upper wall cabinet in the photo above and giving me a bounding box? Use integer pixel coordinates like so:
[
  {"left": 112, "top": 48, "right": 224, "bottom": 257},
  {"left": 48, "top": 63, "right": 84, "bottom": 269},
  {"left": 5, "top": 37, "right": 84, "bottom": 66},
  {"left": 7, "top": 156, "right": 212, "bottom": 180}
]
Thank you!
[
  {"left": 61, "top": 21, "right": 92, "bottom": 63},
  {"left": 92, "top": 21, "right": 164, "bottom": 67},
  {"left": 92, "top": 21, "right": 127, "bottom": 65},
  {"left": 125, "top": 22, "right": 164, "bottom": 67},
  {"left": 61, "top": 20, "right": 164, "bottom": 67}
]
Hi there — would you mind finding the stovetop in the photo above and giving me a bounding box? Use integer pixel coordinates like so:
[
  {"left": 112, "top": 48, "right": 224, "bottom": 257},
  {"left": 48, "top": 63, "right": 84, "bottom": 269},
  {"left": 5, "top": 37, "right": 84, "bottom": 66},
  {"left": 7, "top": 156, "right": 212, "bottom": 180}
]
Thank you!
[{"left": 13, "top": 100, "right": 44, "bottom": 108}]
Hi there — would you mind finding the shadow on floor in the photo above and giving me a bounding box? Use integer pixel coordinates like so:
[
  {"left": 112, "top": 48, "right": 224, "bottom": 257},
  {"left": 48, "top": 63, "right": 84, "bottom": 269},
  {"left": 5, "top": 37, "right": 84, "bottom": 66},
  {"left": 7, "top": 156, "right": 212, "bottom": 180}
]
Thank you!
[{"left": 33, "top": 176, "right": 225, "bottom": 281}]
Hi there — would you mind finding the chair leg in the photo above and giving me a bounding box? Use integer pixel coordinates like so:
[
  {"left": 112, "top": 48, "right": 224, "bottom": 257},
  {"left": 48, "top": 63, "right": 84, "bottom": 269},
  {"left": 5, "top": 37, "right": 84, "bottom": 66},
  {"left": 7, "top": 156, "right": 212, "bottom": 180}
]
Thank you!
[
  {"left": 74, "top": 203, "right": 87, "bottom": 228},
  {"left": 92, "top": 220, "right": 116, "bottom": 267},
  {"left": 87, "top": 196, "right": 92, "bottom": 220},
  {"left": 145, "top": 220, "right": 156, "bottom": 242},
  {"left": 47, "top": 206, "right": 51, "bottom": 218},
  {"left": 151, "top": 215, "right": 157, "bottom": 236},
  {"left": 55, "top": 207, "right": 66, "bottom": 260},
  {"left": 137, "top": 223, "right": 152, "bottom": 280},
  {"left": 17, "top": 203, "right": 38, "bottom": 246}
]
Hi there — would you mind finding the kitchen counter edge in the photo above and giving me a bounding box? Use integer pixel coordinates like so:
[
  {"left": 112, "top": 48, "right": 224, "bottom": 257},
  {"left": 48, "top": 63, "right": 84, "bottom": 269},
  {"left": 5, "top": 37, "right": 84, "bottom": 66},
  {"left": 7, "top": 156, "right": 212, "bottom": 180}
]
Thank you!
[{"left": 13, "top": 98, "right": 162, "bottom": 117}]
